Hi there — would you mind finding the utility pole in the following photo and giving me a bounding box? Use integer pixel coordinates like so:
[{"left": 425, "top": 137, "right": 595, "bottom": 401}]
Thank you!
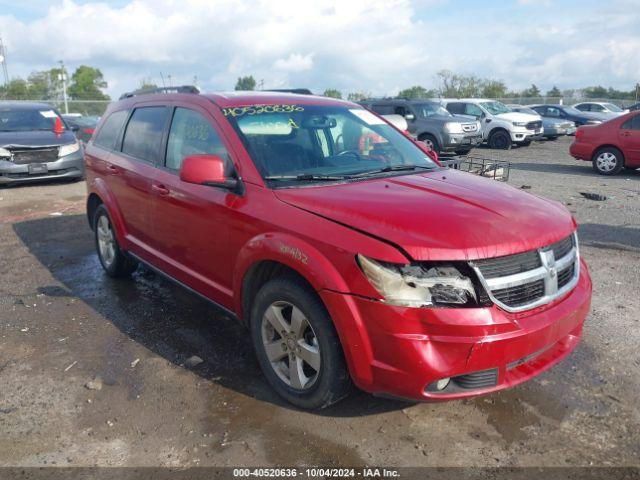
[
  {"left": 0, "top": 36, "right": 9, "bottom": 87},
  {"left": 258, "top": 78, "right": 264, "bottom": 90},
  {"left": 58, "top": 60, "right": 69, "bottom": 114}
]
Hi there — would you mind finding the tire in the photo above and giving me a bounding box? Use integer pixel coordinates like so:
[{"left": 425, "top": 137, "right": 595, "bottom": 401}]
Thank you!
[
  {"left": 521, "top": 140, "right": 532, "bottom": 147},
  {"left": 93, "top": 204, "right": 138, "bottom": 277},
  {"left": 488, "top": 129, "right": 512, "bottom": 150},
  {"left": 418, "top": 134, "right": 440, "bottom": 153},
  {"left": 250, "top": 276, "right": 352, "bottom": 409},
  {"left": 547, "top": 136, "right": 559, "bottom": 141},
  {"left": 454, "top": 148, "right": 472, "bottom": 156},
  {"left": 592, "top": 147, "right": 624, "bottom": 175}
]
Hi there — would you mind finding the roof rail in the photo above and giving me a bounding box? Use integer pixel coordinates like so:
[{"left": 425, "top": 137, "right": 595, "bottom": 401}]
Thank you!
[
  {"left": 119, "top": 85, "right": 200, "bottom": 100},
  {"left": 263, "top": 88, "right": 313, "bottom": 95}
]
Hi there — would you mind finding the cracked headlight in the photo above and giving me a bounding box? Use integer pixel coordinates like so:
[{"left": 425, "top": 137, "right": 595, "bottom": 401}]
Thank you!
[
  {"left": 58, "top": 140, "right": 80, "bottom": 157},
  {"left": 357, "top": 255, "right": 478, "bottom": 307}
]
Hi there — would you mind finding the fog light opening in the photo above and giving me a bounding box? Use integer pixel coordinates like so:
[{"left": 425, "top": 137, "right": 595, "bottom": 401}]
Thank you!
[{"left": 436, "top": 377, "right": 450, "bottom": 391}]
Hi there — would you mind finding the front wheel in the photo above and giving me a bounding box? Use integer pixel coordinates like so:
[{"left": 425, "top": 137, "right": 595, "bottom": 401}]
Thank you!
[
  {"left": 592, "top": 147, "right": 624, "bottom": 175},
  {"left": 418, "top": 134, "right": 440, "bottom": 154},
  {"left": 488, "top": 130, "right": 512, "bottom": 150},
  {"left": 250, "top": 277, "right": 352, "bottom": 409},
  {"left": 93, "top": 205, "right": 138, "bottom": 277}
]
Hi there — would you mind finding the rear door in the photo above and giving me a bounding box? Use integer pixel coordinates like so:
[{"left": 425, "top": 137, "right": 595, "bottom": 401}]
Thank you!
[
  {"left": 150, "top": 104, "right": 239, "bottom": 307},
  {"left": 619, "top": 114, "right": 640, "bottom": 166},
  {"left": 109, "top": 105, "right": 170, "bottom": 257}
]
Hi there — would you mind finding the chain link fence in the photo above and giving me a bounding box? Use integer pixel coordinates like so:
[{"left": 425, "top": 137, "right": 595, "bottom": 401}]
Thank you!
[
  {"left": 0, "top": 98, "right": 111, "bottom": 116},
  {"left": 497, "top": 97, "right": 638, "bottom": 107}
]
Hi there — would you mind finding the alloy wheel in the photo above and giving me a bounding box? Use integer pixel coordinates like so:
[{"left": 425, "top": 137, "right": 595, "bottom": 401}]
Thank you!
[
  {"left": 596, "top": 152, "right": 618, "bottom": 172},
  {"left": 96, "top": 214, "right": 116, "bottom": 268},
  {"left": 261, "top": 301, "right": 321, "bottom": 390}
]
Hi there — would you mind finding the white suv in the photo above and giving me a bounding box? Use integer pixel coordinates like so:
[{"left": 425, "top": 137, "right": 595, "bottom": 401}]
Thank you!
[{"left": 444, "top": 99, "right": 543, "bottom": 149}]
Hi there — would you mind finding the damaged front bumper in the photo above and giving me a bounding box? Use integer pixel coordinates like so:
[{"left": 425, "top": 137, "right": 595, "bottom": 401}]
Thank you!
[{"left": 321, "top": 258, "right": 592, "bottom": 401}]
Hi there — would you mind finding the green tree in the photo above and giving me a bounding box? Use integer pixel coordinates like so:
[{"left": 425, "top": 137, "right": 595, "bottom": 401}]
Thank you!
[
  {"left": 27, "top": 68, "right": 64, "bottom": 99},
  {"left": 480, "top": 80, "right": 508, "bottom": 99},
  {"left": 322, "top": 88, "right": 342, "bottom": 99},
  {"left": 397, "top": 85, "right": 434, "bottom": 99},
  {"left": 521, "top": 84, "right": 541, "bottom": 97},
  {"left": 436, "top": 70, "right": 483, "bottom": 98},
  {"left": 0, "top": 78, "right": 29, "bottom": 99},
  {"left": 546, "top": 86, "right": 562, "bottom": 97},
  {"left": 234, "top": 76, "right": 256, "bottom": 91},
  {"left": 67, "top": 65, "right": 109, "bottom": 100},
  {"left": 347, "top": 92, "right": 369, "bottom": 102},
  {"left": 582, "top": 85, "right": 608, "bottom": 98}
]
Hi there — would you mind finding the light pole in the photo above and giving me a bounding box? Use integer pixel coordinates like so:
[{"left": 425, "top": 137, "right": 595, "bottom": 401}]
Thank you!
[
  {"left": 0, "top": 36, "right": 9, "bottom": 87},
  {"left": 58, "top": 61, "right": 69, "bottom": 114}
]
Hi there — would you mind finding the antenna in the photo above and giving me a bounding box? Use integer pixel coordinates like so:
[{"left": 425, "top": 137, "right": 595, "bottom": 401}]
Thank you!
[{"left": 0, "top": 36, "right": 9, "bottom": 86}]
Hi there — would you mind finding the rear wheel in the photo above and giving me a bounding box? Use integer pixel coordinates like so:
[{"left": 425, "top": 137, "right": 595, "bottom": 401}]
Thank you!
[
  {"left": 93, "top": 205, "right": 138, "bottom": 277},
  {"left": 488, "top": 130, "right": 512, "bottom": 150},
  {"left": 250, "top": 276, "right": 352, "bottom": 409},
  {"left": 454, "top": 148, "right": 472, "bottom": 156},
  {"left": 592, "top": 147, "right": 624, "bottom": 175}
]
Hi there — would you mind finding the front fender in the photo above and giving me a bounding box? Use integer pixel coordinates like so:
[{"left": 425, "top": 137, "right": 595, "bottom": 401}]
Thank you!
[
  {"left": 233, "top": 232, "right": 376, "bottom": 386},
  {"left": 88, "top": 177, "right": 129, "bottom": 249}
]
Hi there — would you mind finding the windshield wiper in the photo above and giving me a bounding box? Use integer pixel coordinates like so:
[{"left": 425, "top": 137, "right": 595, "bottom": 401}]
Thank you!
[
  {"left": 353, "top": 164, "right": 435, "bottom": 177},
  {"left": 264, "top": 173, "right": 347, "bottom": 182}
]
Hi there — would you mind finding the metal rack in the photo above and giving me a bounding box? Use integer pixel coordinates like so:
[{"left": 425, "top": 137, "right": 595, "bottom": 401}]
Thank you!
[{"left": 439, "top": 155, "right": 511, "bottom": 182}]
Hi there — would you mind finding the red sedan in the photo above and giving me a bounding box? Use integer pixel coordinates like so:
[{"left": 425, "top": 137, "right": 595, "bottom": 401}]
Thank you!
[{"left": 570, "top": 110, "right": 640, "bottom": 175}]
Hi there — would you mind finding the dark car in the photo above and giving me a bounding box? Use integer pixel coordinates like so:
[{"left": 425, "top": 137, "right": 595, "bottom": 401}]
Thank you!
[
  {"left": 62, "top": 115, "right": 100, "bottom": 144},
  {"left": 628, "top": 102, "right": 640, "bottom": 112},
  {"left": 0, "top": 102, "right": 84, "bottom": 185},
  {"left": 528, "top": 104, "right": 608, "bottom": 127},
  {"left": 359, "top": 99, "right": 482, "bottom": 155}
]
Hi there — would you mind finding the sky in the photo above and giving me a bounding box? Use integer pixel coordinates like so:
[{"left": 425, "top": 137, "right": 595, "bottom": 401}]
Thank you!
[{"left": 0, "top": 0, "right": 639, "bottom": 99}]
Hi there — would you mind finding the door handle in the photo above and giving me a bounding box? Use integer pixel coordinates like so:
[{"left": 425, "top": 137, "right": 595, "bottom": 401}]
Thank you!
[
  {"left": 152, "top": 183, "right": 170, "bottom": 196},
  {"left": 106, "top": 164, "right": 120, "bottom": 174},
  {"left": 621, "top": 131, "right": 631, "bottom": 137}
]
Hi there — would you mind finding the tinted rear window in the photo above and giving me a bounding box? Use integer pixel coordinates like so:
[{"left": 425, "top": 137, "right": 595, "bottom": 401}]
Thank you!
[
  {"left": 122, "top": 107, "right": 169, "bottom": 162},
  {"left": 93, "top": 110, "right": 129, "bottom": 150}
]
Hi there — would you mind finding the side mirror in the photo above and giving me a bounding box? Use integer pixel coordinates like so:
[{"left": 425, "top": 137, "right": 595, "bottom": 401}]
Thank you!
[
  {"left": 404, "top": 113, "right": 415, "bottom": 121},
  {"left": 179, "top": 154, "right": 241, "bottom": 192}
]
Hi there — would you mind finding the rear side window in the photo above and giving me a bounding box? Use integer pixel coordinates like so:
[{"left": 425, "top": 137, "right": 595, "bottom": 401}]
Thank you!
[
  {"left": 93, "top": 110, "right": 129, "bottom": 150},
  {"left": 165, "top": 108, "right": 230, "bottom": 171},
  {"left": 446, "top": 103, "right": 464, "bottom": 115},
  {"left": 371, "top": 104, "right": 395, "bottom": 115},
  {"left": 122, "top": 107, "right": 169, "bottom": 162},
  {"left": 621, "top": 114, "right": 640, "bottom": 130}
]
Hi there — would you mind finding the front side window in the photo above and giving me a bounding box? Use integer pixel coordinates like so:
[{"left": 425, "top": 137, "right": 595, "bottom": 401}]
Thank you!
[
  {"left": 222, "top": 104, "right": 438, "bottom": 186},
  {"left": 165, "top": 108, "right": 229, "bottom": 171},
  {"left": 464, "top": 104, "right": 484, "bottom": 118},
  {"left": 621, "top": 114, "right": 640, "bottom": 130},
  {"left": 603, "top": 103, "right": 623, "bottom": 113},
  {"left": 590, "top": 104, "right": 605, "bottom": 112},
  {"left": 122, "top": 107, "right": 169, "bottom": 162},
  {"left": 94, "top": 110, "right": 129, "bottom": 149}
]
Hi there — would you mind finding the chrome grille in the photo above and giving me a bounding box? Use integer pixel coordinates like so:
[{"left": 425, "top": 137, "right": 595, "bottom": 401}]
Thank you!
[
  {"left": 462, "top": 123, "right": 478, "bottom": 132},
  {"left": 9, "top": 147, "right": 59, "bottom": 165},
  {"left": 526, "top": 120, "right": 542, "bottom": 131},
  {"left": 471, "top": 233, "right": 580, "bottom": 312}
]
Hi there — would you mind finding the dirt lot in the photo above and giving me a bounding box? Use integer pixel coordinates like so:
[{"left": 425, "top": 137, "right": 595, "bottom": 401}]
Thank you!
[{"left": 0, "top": 137, "right": 639, "bottom": 471}]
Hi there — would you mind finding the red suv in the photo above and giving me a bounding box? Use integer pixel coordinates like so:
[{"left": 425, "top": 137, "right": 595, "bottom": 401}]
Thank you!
[
  {"left": 570, "top": 110, "right": 640, "bottom": 175},
  {"left": 85, "top": 88, "right": 592, "bottom": 409}
]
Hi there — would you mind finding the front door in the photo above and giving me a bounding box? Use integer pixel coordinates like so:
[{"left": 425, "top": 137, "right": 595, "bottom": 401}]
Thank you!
[
  {"left": 619, "top": 114, "right": 640, "bottom": 166},
  {"left": 150, "top": 105, "right": 240, "bottom": 308}
]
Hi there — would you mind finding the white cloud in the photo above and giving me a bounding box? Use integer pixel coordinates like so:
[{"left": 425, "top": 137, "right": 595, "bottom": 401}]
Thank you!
[{"left": 0, "top": 0, "right": 638, "bottom": 99}]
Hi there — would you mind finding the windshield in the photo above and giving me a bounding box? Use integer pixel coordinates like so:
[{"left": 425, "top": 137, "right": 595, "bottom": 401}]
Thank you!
[
  {"left": 223, "top": 104, "right": 438, "bottom": 185},
  {"left": 0, "top": 107, "right": 60, "bottom": 132},
  {"left": 413, "top": 103, "right": 452, "bottom": 118},
  {"left": 603, "top": 103, "right": 623, "bottom": 112},
  {"left": 562, "top": 106, "right": 583, "bottom": 115},
  {"left": 479, "top": 101, "right": 512, "bottom": 115}
]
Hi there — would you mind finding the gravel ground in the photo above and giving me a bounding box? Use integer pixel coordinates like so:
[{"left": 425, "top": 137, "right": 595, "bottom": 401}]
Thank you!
[{"left": 0, "top": 137, "right": 638, "bottom": 473}]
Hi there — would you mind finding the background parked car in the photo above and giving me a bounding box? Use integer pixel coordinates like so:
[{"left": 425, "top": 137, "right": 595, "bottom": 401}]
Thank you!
[
  {"left": 509, "top": 105, "right": 576, "bottom": 139},
  {"left": 444, "top": 99, "right": 542, "bottom": 149},
  {"left": 62, "top": 114, "right": 100, "bottom": 144},
  {"left": 529, "top": 104, "right": 608, "bottom": 127},
  {"left": 0, "top": 102, "right": 84, "bottom": 185},
  {"left": 573, "top": 102, "right": 628, "bottom": 116},
  {"left": 628, "top": 102, "right": 640, "bottom": 112},
  {"left": 359, "top": 99, "right": 481, "bottom": 155},
  {"left": 569, "top": 110, "right": 640, "bottom": 175}
]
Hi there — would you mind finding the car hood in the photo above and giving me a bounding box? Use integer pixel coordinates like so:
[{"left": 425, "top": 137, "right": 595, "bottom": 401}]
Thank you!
[
  {"left": 0, "top": 130, "right": 76, "bottom": 148},
  {"left": 275, "top": 170, "right": 576, "bottom": 262},
  {"left": 495, "top": 111, "right": 540, "bottom": 122}
]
